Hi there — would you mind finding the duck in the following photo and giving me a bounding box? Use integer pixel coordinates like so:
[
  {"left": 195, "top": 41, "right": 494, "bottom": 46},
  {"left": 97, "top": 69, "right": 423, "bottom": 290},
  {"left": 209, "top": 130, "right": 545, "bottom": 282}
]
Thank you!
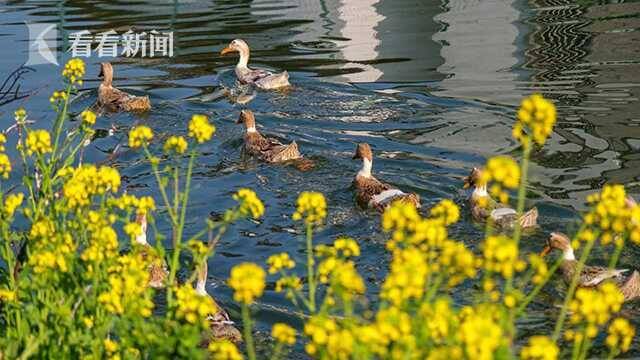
[
  {"left": 196, "top": 261, "right": 243, "bottom": 344},
  {"left": 237, "top": 109, "right": 314, "bottom": 170},
  {"left": 97, "top": 62, "right": 151, "bottom": 112},
  {"left": 352, "top": 143, "right": 420, "bottom": 211},
  {"left": 541, "top": 232, "right": 640, "bottom": 302},
  {"left": 134, "top": 213, "right": 168, "bottom": 289},
  {"left": 220, "top": 39, "right": 290, "bottom": 90},
  {"left": 463, "top": 167, "right": 538, "bottom": 230}
]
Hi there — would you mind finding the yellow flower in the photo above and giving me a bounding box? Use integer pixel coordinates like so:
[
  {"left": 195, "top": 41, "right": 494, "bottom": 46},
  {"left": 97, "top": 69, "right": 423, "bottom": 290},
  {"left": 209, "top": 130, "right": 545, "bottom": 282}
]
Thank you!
[
  {"left": 208, "top": 340, "right": 243, "bottom": 360},
  {"left": 187, "top": 240, "right": 209, "bottom": 258},
  {"left": 49, "top": 90, "right": 68, "bottom": 105},
  {"left": 174, "top": 284, "right": 217, "bottom": 325},
  {"left": 419, "top": 298, "right": 454, "bottom": 343},
  {"left": 82, "top": 316, "right": 94, "bottom": 328},
  {"left": 482, "top": 235, "right": 525, "bottom": 279},
  {"left": 163, "top": 135, "right": 188, "bottom": 155},
  {"left": 0, "top": 288, "right": 17, "bottom": 302},
  {"left": 104, "top": 338, "right": 118, "bottom": 353},
  {"left": 0, "top": 133, "right": 6, "bottom": 152},
  {"left": 569, "top": 282, "right": 623, "bottom": 329},
  {"left": 267, "top": 252, "right": 295, "bottom": 274},
  {"left": 292, "top": 191, "right": 327, "bottom": 226},
  {"left": 459, "top": 307, "right": 504, "bottom": 360},
  {"left": 304, "top": 316, "right": 354, "bottom": 358},
  {"left": 128, "top": 126, "right": 153, "bottom": 149},
  {"left": 81, "top": 109, "right": 96, "bottom": 126},
  {"left": 98, "top": 254, "right": 154, "bottom": 317},
  {"left": 606, "top": 317, "right": 635, "bottom": 353},
  {"left": 381, "top": 247, "right": 429, "bottom": 306},
  {"left": 62, "top": 165, "right": 121, "bottom": 208},
  {"left": 3, "top": 193, "right": 24, "bottom": 218},
  {"left": 26, "top": 130, "right": 53, "bottom": 156},
  {"left": 272, "top": 323, "right": 296, "bottom": 345},
  {"left": 333, "top": 236, "right": 360, "bottom": 258},
  {"left": 228, "top": 262, "right": 265, "bottom": 304},
  {"left": 14, "top": 108, "right": 26, "bottom": 122},
  {"left": 188, "top": 114, "right": 215, "bottom": 143},
  {"left": 520, "top": 336, "right": 558, "bottom": 360},
  {"left": 232, "top": 188, "right": 264, "bottom": 219},
  {"left": 529, "top": 254, "right": 548, "bottom": 285},
  {"left": 513, "top": 94, "right": 556, "bottom": 147},
  {"left": 0, "top": 154, "right": 11, "bottom": 179},
  {"left": 429, "top": 199, "right": 460, "bottom": 225},
  {"left": 62, "top": 58, "right": 86, "bottom": 85}
]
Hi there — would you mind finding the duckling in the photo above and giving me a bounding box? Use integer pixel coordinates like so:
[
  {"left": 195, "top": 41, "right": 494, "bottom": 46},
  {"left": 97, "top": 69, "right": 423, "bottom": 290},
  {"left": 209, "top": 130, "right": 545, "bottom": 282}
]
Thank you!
[
  {"left": 197, "top": 262, "right": 243, "bottom": 344},
  {"left": 463, "top": 167, "right": 538, "bottom": 230},
  {"left": 134, "top": 213, "right": 168, "bottom": 289},
  {"left": 352, "top": 143, "right": 420, "bottom": 211},
  {"left": 541, "top": 232, "right": 640, "bottom": 302},
  {"left": 97, "top": 62, "right": 151, "bottom": 112},
  {"left": 237, "top": 110, "right": 313, "bottom": 170},
  {"left": 220, "top": 39, "right": 290, "bottom": 90}
]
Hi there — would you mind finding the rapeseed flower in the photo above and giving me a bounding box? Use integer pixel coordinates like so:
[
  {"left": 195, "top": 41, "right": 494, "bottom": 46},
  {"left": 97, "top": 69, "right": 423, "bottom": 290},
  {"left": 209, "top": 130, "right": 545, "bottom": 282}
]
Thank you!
[
  {"left": 513, "top": 93, "right": 556, "bottom": 147},
  {"left": 0, "top": 133, "right": 6, "bottom": 152},
  {"left": 606, "top": 317, "right": 635, "bottom": 353},
  {"left": 272, "top": 323, "right": 296, "bottom": 345},
  {"left": 0, "top": 154, "right": 11, "bottom": 179},
  {"left": 98, "top": 254, "right": 154, "bottom": 317},
  {"left": 128, "top": 126, "right": 153, "bottom": 148},
  {"left": 569, "top": 282, "right": 623, "bottom": 327},
  {"left": 80, "top": 109, "right": 96, "bottom": 126},
  {"left": 520, "top": 336, "right": 558, "bottom": 360},
  {"left": 3, "top": 193, "right": 24, "bottom": 218},
  {"left": 228, "top": 262, "right": 265, "bottom": 304},
  {"left": 292, "top": 191, "right": 327, "bottom": 226},
  {"left": 62, "top": 58, "right": 86, "bottom": 85},
  {"left": 26, "top": 130, "right": 52, "bottom": 156},
  {"left": 429, "top": 199, "right": 460, "bottom": 225},
  {"left": 459, "top": 307, "right": 504, "bottom": 360},
  {"left": 163, "top": 135, "right": 188, "bottom": 155},
  {"left": 381, "top": 247, "right": 428, "bottom": 306},
  {"left": 232, "top": 188, "right": 264, "bottom": 219},
  {"left": 267, "top": 252, "right": 295, "bottom": 274},
  {"left": 174, "top": 284, "right": 217, "bottom": 325},
  {"left": 0, "top": 288, "right": 17, "bottom": 302},
  {"left": 482, "top": 235, "right": 525, "bottom": 279},
  {"left": 480, "top": 156, "right": 520, "bottom": 204},
  {"left": 188, "top": 114, "right": 215, "bottom": 143},
  {"left": 14, "top": 107, "right": 26, "bottom": 122},
  {"left": 49, "top": 90, "right": 68, "bottom": 105},
  {"left": 208, "top": 340, "right": 243, "bottom": 360}
]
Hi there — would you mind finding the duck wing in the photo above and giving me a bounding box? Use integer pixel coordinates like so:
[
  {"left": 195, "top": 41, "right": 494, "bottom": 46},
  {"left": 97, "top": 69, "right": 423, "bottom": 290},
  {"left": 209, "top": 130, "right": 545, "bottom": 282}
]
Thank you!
[
  {"left": 264, "top": 141, "right": 301, "bottom": 163},
  {"left": 255, "top": 71, "right": 290, "bottom": 90},
  {"left": 244, "top": 132, "right": 282, "bottom": 155},
  {"left": 581, "top": 265, "right": 628, "bottom": 287}
]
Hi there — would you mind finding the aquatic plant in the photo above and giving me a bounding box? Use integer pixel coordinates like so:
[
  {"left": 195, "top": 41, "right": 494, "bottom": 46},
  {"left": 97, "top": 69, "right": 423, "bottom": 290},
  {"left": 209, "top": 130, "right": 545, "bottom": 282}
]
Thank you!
[{"left": 0, "top": 59, "right": 637, "bottom": 359}]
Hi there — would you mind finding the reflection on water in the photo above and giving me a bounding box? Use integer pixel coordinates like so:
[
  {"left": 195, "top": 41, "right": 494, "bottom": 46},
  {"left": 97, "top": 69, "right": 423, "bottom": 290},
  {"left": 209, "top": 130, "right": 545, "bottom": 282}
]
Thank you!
[{"left": 1, "top": 0, "right": 640, "bottom": 355}]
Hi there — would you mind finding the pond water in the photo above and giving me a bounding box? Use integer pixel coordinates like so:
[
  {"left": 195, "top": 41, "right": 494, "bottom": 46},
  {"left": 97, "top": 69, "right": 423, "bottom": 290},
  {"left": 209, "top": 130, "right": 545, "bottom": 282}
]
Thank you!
[{"left": 1, "top": 0, "right": 640, "bottom": 356}]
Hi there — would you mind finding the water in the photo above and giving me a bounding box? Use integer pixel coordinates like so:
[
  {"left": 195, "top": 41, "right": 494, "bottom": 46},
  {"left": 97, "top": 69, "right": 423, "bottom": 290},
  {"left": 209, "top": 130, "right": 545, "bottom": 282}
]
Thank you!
[{"left": 1, "top": 0, "right": 640, "bottom": 356}]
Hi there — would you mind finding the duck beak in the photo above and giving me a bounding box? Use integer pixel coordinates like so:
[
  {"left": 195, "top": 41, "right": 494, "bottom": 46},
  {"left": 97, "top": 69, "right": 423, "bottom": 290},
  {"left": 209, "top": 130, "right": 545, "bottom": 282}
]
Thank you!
[
  {"left": 463, "top": 176, "right": 470, "bottom": 189},
  {"left": 220, "top": 46, "right": 234, "bottom": 55},
  {"left": 540, "top": 245, "right": 551, "bottom": 257}
]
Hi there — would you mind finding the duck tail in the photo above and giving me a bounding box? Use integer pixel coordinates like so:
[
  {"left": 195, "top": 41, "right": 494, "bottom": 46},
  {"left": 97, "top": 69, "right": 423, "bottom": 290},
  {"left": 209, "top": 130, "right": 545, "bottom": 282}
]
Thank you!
[
  {"left": 519, "top": 207, "right": 538, "bottom": 229},
  {"left": 621, "top": 270, "right": 640, "bottom": 302}
]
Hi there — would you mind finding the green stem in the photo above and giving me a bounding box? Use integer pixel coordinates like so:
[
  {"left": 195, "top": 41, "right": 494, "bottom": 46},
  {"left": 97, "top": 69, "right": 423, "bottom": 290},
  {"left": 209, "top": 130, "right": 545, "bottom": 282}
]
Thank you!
[
  {"left": 144, "top": 146, "right": 177, "bottom": 223},
  {"left": 242, "top": 304, "right": 256, "bottom": 360},
  {"left": 608, "top": 241, "right": 624, "bottom": 269},
  {"left": 51, "top": 85, "right": 72, "bottom": 167},
  {"left": 515, "top": 256, "right": 563, "bottom": 317},
  {"left": 552, "top": 238, "right": 597, "bottom": 341},
  {"left": 306, "top": 223, "right": 316, "bottom": 312}
]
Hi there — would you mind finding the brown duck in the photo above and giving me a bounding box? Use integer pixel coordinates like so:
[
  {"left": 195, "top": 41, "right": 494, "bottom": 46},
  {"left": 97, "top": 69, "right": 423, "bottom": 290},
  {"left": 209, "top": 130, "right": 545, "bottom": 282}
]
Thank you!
[
  {"left": 237, "top": 110, "right": 314, "bottom": 170},
  {"left": 352, "top": 143, "right": 420, "bottom": 211},
  {"left": 220, "top": 39, "right": 290, "bottom": 90},
  {"left": 196, "top": 262, "right": 243, "bottom": 344},
  {"left": 135, "top": 213, "right": 168, "bottom": 289},
  {"left": 98, "top": 62, "right": 151, "bottom": 112},
  {"left": 541, "top": 232, "right": 640, "bottom": 302},
  {"left": 463, "top": 167, "right": 537, "bottom": 229}
]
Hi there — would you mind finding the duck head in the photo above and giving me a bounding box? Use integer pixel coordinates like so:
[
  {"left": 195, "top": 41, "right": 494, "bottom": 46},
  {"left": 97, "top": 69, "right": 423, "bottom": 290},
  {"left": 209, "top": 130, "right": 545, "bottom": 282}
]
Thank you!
[
  {"left": 541, "top": 232, "right": 575, "bottom": 260},
  {"left": 463, "top": 167, "right": 483, "bottom": 189},
  {"left": 196, "top": 261, "right": 208, "bottom": 296},
  {"left": 236, "top": 109, "right": 257, "bottom": 133},
  {"left": 98, "top": 62, "right": 114, "bottom": 87},
  {"left": 134, "top": 212, "right": 148, "bottom": 245},
  {"left": 353, "top": 143, "right": 373, "bottom": 178},
  {"left": 220, "top": 39, "right": 250, "bottom": 68}
]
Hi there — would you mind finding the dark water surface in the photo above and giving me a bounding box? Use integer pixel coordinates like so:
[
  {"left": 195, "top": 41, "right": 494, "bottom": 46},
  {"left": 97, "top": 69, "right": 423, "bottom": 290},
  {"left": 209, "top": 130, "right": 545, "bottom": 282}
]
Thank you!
[{"left": 1, "top": 0, "right": 640, "bottom": 356}]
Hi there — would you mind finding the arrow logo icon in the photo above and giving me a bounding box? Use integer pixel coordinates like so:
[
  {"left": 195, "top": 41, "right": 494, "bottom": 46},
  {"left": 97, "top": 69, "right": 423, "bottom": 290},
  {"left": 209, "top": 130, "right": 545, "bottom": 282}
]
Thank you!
[{"left": 26, "top": 22, "right": 58, "bottom": 66}]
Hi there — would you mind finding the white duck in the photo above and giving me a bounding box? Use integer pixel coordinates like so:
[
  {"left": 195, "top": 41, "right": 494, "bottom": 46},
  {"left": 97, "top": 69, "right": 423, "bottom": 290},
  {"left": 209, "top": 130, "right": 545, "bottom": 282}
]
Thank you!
[{"left": 220, "top": 39, "right": 290, "bottom": 90}]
